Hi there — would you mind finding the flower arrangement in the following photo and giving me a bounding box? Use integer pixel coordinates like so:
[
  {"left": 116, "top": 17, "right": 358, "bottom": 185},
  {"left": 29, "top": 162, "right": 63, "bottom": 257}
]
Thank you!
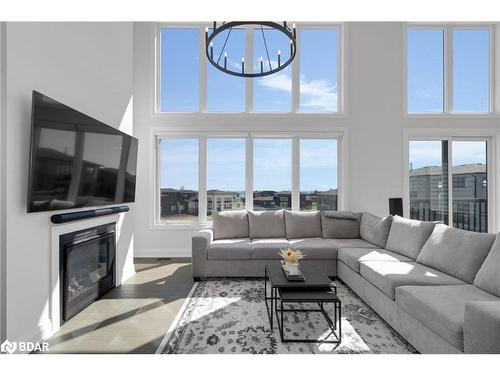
[{"left": 278, "top": 248, "right": 304, "bottom": 264}]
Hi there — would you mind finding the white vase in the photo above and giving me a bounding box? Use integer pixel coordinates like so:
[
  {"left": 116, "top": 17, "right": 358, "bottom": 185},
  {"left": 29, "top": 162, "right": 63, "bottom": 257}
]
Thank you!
[{"left": 284, "top": 262, "right": 300, "bottom": 275}]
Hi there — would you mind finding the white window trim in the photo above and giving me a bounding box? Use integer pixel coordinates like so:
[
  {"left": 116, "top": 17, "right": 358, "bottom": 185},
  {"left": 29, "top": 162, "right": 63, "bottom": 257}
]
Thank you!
[
  {"left": 151, "top": 129, "right": 345, "bottom": 229},
  {"left": 403, "top": 128, "right": 496, "bottom": 233},
  {"left": 404, "top": 23, "right": 498, "bottom": 117},
  {"left": 154, "top": 22, "right": 347, "bottom": 116}
]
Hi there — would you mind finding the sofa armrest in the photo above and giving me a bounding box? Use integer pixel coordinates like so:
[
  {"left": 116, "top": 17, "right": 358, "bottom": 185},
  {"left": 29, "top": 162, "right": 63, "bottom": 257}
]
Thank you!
[
  {"left": 464, "top": 301, "right": 500, "bottom": 353},
  {"left": 191, "top": 228, "right": 214, "bottom": 279}
]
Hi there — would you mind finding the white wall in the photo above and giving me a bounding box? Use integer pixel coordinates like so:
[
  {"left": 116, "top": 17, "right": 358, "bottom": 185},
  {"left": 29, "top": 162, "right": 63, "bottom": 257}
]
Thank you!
[
  {"left": 4, "top": 22, "right": 135, "bottom": 343},
  {"left": 133, "top": 22, "right": 500, "bottom": 258}
]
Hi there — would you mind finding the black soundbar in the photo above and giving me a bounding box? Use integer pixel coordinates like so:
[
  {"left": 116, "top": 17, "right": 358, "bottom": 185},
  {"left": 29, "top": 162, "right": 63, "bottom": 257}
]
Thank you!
[{"left": 50, "top": 206, "right": 130, "bottom": 224}]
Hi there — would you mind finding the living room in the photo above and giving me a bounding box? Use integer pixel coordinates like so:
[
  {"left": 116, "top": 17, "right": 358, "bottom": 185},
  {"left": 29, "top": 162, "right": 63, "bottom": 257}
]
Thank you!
[{"left": 1, "top": 0, "right": 499, "bottom": 373}]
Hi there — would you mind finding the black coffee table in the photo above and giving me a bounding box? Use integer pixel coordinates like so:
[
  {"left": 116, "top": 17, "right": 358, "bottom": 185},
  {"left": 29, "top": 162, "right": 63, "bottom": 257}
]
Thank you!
[{"left": 264, "top": 264, "right": 341, "bottom": 344}]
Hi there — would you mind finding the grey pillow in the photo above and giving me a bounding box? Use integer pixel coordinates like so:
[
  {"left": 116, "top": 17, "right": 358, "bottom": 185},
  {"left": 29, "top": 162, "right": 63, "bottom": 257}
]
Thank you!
[
  {"left": 474, "top": 234, "right": 500, "bottom": 297},
  {"left": 385, "top": 215, "right": 437, "bottom": 259},
  {"left": 321, "top": 211, "right": 362, "bottom": 239},
  {"left": 360, "top": 212, "right": 393, "bottom": 248},
  {"left": 284, "top": 211, "right": 321, "bottom": 239},
  {"left": 323, "top": 211, "right": 359, "bottom": 220},
  {"left": 212, "top": 210, "right": 249, "bottom": 240},
  {"left": 416, "top": 224, "right": 495, "bottom": 283},
  {"left": 248, "top": 210, "right": 285, "bottom": 238}
]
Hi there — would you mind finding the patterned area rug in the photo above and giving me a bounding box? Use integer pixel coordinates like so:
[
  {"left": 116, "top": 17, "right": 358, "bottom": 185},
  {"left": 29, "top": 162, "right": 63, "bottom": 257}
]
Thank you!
[{"left": 157, "top": 279, "right": 418, "bottom": 354}]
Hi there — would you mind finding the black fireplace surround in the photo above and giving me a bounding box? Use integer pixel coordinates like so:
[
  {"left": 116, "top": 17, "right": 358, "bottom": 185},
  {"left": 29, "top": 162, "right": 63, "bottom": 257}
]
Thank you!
[{"left": 59, "top": 223, "right": 116, "bottom": 324}]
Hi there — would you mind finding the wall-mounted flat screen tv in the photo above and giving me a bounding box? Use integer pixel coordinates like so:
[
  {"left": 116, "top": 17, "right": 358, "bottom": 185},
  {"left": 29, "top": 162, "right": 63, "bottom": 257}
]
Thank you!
[{"left": 27, "top": 91, "right": 138, "bottom": 213}]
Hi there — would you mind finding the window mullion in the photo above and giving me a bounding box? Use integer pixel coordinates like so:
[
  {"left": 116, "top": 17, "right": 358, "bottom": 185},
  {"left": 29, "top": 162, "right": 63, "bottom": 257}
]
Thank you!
[
  {"left": 199, "top": 26, "right": 207, "bottom": 112},
  {"left": 444, "top": 27, "right": 453, "bottom": 113},
  {"left": 446, "top": 137, "right": 453, "bottom": 226},
  {"left": 199, "top": 136, "right": 207, "bottom": 223},
  {"left": 292, "top": 26, "right": 300, "bottom": 113},
  {"left": 246, "top": 27, "right": 253, "bottom": 113},
  {"left": 245, "top": 135, "right": 254, "bottom": 211},
  {"left": 292, "top": 137, "right": 300, "bottom": 211}
]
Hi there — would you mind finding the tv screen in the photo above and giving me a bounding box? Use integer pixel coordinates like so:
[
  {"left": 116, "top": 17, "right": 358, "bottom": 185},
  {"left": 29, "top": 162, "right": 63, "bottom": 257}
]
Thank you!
[{"left": 27, "top": 91, "right": 138, "bottom": 213}]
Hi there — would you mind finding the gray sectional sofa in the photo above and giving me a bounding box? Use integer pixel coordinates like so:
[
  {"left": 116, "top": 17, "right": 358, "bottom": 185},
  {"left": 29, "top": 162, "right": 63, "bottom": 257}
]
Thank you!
[{"left": 191, "top": 209, "right": 500, "bottom": 354}]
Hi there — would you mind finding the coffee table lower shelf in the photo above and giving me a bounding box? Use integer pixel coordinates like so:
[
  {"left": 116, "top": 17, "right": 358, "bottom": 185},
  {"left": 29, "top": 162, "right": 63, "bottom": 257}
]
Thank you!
[{"left": 264, "top": 266, "right": 342, "bottom": 344}]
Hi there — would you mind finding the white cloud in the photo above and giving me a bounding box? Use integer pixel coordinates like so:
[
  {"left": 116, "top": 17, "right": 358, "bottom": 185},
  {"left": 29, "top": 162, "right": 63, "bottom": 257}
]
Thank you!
[{"left": 255, "top": 69, "right": 338, "bottom": 111}]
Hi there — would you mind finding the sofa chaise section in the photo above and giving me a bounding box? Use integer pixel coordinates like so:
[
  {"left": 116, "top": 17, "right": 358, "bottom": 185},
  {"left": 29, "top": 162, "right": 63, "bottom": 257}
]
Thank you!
[{"left": 396, "top": 284, "right": 499, "bottom": 351}]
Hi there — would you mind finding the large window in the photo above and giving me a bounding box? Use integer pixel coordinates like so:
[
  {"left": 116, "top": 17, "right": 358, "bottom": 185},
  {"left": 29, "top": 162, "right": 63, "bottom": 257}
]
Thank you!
[
  {"left": 159, "top": 28, "right": 200, "bottom": 112},
  {"left": 253, "top": 29, "right": 292, "bottom": 112},
  {"left": 452, "top": 141, "right": 487, "bottom": 232},
  {"left": 159, "top": 138, "right": 199, "bottom": 221},
  {"left": 300, "top": 139, "right": 338, "bottom": 211},
  {"left": 408, "top": 138, "right": 488, "bottom": 232},
  {"left": 300, "top": 29, "right": 339, "bottom": 112},
  {"left": 157, "top": 134, "right": 341, "bottom": 223},
  {"left": 407, "top": 27, "right": 491, "bottom": 114},
  {"left": 452, "top": 30, "right": 490, "bottom": 113},
  {"left": 158, "top": 24, "right": 342, "bottom": 113},
  {"left": 407, "top": 30, "right": 444, "bottom": 113},
  {"left": 409, "top": 140, "right": 449, "bottom": 223},
  {"left": 253, "top": 139, "right": 292, "bottom": 210},
  {"left": 207, "top": 138, "right": 246, "bottom": 218},
  {"left": 207, "top": 28, "right": 246, "bottom": 112}
]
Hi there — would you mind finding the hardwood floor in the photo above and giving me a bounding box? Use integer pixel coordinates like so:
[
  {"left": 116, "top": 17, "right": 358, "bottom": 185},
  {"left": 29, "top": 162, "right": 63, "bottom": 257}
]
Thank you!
[{"left": 45, "top": 258, "right": 193, "bottom": 354}]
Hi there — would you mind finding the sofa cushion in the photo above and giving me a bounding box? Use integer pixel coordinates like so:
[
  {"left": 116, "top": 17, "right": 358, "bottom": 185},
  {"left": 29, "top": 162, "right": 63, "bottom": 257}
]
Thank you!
[
  {"left": 474, "top": 234, "right": 500, "bottom": 297},
  {"left": 284, "top": 210, "right": 321, "bottom": 238},
  {"left": 288, "top": 238, "right": 336, "bottom": 259},
  {"left": 360, "top": 261, "right": 466, "bottom": 300},
  {"left": 212, "top": 210, "right": 249, "bottom": 240},
  {"left": 416, "top": 224, "right": 495, "bottom": 283},
  {"left": 321, "top": 211, "right": 362, "bottom": 239},
  {"left": 290, "top": 238, "right": 378, "bottom": 260},
  {"left": 338, "top": 247, "right": 413, "bottom": 273},
  {"left": 360, "top": 212, "right": 393, "bottom": 247},
  {"left": 248, "top": 210, "right": 285, "bottom": 238},
  {"left": 396, "top": 285, "right": 499, "bottom": 351},
  {"left": 208, "top": 238, "right": 252, "bottom": 260},
  {"left": 251, "top": 238, "right": 290, "bottom": 260},
  {"left": 385, "top": 216, "right": 437, "bottom": 259}
]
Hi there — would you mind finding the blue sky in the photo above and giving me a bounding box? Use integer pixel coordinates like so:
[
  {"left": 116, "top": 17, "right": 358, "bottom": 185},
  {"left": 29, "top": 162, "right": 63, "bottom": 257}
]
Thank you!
[
  {"left": 160, "top": 138, "right": 338, "bottom": 192},
  {"left": 409, "top": 140, "right": 486, "bottom": 170},
  {"left": 160, "top": 27, "right": 338, "bottom": 112},
  {"left": 407, "top": 28, "right": 489, "bottom": 113}
]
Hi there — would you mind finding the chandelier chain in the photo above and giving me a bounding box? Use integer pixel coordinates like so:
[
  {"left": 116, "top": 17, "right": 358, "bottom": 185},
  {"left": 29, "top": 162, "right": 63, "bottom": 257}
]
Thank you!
[
  {"left": 260, "top": 25, "right": 273, "bottom": 71},
  {"left": 216, "top": 27, "right": 233, "bottom": 65}
]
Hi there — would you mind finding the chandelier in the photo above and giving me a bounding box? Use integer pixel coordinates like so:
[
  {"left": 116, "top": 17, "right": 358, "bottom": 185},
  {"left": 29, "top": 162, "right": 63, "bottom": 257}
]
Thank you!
[{"left": 205, "top": 21, "right": 297, "bottom": 78}]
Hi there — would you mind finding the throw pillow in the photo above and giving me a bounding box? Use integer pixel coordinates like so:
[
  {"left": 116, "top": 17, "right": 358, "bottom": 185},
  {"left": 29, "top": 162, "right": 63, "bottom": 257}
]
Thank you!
[
  {"left": 212, "top": 210, "right": 249, "bottom": 240},
  {"left": 360, "top": 212, "right": 393, "bottom": 248},
  {"left": 385, "top": 215, "right": 437, "bottom": 259}
]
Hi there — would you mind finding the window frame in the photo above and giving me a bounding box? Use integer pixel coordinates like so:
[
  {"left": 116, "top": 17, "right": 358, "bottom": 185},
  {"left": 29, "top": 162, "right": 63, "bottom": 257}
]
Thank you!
[
  {"left": 152, "top": 130, "right": 344, "bottom": 228},
  {"left": 403, "top": 128, "right": 496, "bottom": 233},
  {"left": 404, "top": 23, "right": 496, "bottom": 117},
  {"left": 154, "top": 22, "right": 346, "bottom": 116}
]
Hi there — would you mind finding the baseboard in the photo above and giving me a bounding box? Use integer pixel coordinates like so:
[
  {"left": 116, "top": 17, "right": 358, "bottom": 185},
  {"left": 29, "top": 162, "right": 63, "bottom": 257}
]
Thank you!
[
  {"left": 134, "top": 247, "right": 191, "bottom": 258},
  {"left": 7, "top": 319, "right": 53, "bottom": 353}
]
